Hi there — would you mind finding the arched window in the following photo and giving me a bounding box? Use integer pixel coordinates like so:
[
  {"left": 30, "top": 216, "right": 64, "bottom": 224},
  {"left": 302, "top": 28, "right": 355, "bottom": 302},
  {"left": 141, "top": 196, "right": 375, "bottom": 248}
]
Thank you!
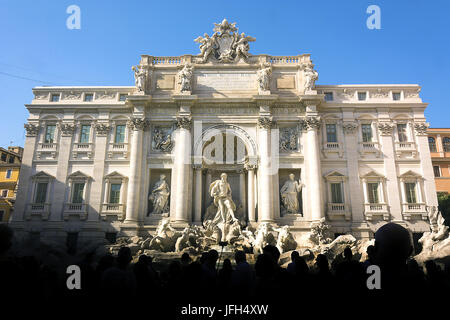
[
  {"left": 443, "top": 137, "right": 450, "bottom": 152},
  {"left": 428, "top": 137, "right": 437, "bottom": 152}
]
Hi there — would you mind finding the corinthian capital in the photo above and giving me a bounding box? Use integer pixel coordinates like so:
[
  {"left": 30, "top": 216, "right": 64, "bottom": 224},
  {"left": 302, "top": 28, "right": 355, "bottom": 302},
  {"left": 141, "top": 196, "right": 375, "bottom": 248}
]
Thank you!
[
  {"left": 24, "top": 123, "right": 40, "bottom": 136},
  {"left": 378, "top": 122, "right": 394, "bottom": 136},
  {"left": 342, "top": 122, "right": 358, "bottom": 134},
  {"left": 59, "top": 122, "right": 76, "bottom": 136},
  {"left": 302, "top": 116, "right": 321, "bottom": 130},
  {"left": 95, "top": 122, "right": 112, "bottom": 136},
  {"left": 127, "top": 117, "right": 149, "bottom": 131},
  {"left": 258, "top": 116, "right": 275, "bottom": 129},
  {"left": 413, "top": 122, "right": 429, "bottom": 136},
  {"left": 176, "top": 116, "right": 192, "bottom": 130}
]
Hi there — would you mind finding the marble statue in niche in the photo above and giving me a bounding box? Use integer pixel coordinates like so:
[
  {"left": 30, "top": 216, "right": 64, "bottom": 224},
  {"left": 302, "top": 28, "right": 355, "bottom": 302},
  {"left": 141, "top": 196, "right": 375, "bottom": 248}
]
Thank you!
[
  {"left": 280, "top": 173, "right": 302, "bottom": 214},
  {"left": 207, "top": 173, "right": 238, "bottom": 242},
  {"left": 152, "top": 128, "right": 173, "bottom": 152},
  {"left": 148, "top": 174, "right": 170, "bottom": 215},
  {"left": 279, "top": 127, "right": 298, "bottom": 152}
]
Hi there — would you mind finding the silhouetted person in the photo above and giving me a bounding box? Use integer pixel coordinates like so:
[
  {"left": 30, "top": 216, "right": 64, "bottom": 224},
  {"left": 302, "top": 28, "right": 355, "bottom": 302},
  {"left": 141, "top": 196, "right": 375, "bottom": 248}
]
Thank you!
[
  {"left": 231, "top": 250, "right": 254, "bottom": 299},
  {"left": 313, "top": 254, "right": 335, "bottom": 294},
  {"left": 218, "top": 258, "right": 233, "bottom": 297},
  {"left": 372, "top": 223, "right": 412, "bottom": 293},
  {"left": 287, "top": 251, "right": 300, "bottom": 274},
  {"left": 362, "top": 245, "right": 375, "bottom": 270},
  {"left": 335, "top": 246, "right": 365, "bottom": 293},
  {"left": 101, "top": 247, "right": 136, "bottom": 300}
]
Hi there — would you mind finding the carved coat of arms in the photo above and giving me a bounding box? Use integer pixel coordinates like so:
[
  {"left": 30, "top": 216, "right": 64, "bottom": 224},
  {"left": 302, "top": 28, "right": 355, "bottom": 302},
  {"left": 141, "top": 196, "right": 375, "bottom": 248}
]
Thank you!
[{"left": 194, "top": 19, "right": 255, "bottom": 63}]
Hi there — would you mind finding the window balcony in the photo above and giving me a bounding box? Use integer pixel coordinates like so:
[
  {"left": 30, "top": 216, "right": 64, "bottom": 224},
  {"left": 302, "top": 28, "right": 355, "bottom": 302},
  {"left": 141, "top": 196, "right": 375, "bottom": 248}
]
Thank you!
[
  {"left": 402, "top": 203, "right": 427, "bottom": 220},
  {"left": 327, "top": 203, "right": 350, "bottom": 220},
  {"left": 36, "top": 143, "right": 58, "bottom": 159},
  {"left": 72, "top": 142, "right": 93, "bottom": 159},
  {"left": 364, "top": 203, "right": 389, "bottom": 221},
  {"left": 107, "top": 143, "right": 129, "bottom": 159},
  {"left": 63, "top": 203, "right": 88, "bottom": 220},
  {"left": 395, "top": 142, "right": 417, "bottom": 157},
  {"left": 101, "top": 203, "right": 125, "bottom": 220},
  {"left": 358, "top": 142, "right": 380, "bottom": 158},
  {"left": 322, "top": 142, "right": 343, "bottom": 158},
  {"left": 25, "top": 203, "right": 51, "bottom": 220}
]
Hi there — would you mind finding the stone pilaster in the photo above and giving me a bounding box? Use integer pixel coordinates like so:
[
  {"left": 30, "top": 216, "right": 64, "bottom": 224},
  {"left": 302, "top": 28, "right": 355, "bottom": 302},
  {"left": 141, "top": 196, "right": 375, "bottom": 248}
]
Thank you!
[
  {"left": 378, "top": 121, "right": 402, "bottom": 221},
  {"left": 342, "top": 119, "right": 364, "bottom": 222},
  {"left": 414, "top": 122, "right": 438, "bottom": 213},
  {"left": 12, "top": 123, "right": 41, "bottom": 222},
  {"left": 89, "top": 120, "right": 111, "bottom": 221},
  {"left": 51, "top": 120, "right": 75, "bottom": 221}
]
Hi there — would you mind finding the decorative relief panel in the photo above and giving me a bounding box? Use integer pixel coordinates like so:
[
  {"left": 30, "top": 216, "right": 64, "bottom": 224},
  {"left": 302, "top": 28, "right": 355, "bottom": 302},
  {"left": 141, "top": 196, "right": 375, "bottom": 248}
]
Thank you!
[
  {"left": 62, "top": 92, "right": 82, "bottom": 100},
  {"left": 95, "top": 91, "right": 117, "bottom": 100},
  {"left": 34, "top": 93, "right": 49, "bottom": 100},
  {"left": 370, "top": 89, "right": 389, "bottom": 99},
  {"left": 279, "top": 126, "right": 299, "bottom": 152},
  {"left": 152, "top": 127, "right": 174, "bottom": 152}
]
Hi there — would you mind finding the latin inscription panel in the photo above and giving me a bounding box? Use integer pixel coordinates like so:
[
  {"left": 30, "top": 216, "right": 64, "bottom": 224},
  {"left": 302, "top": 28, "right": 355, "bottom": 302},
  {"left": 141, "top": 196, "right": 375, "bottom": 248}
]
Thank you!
[{"left": 195, "top": 72, "right": 256, "bottom": 91}]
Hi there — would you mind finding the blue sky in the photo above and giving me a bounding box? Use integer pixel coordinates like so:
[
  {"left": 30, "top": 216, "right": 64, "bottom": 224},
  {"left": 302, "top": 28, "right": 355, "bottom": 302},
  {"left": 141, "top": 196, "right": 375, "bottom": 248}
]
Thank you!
[{"left": 0, "top": 0, "right": 449, "bottom": 147}]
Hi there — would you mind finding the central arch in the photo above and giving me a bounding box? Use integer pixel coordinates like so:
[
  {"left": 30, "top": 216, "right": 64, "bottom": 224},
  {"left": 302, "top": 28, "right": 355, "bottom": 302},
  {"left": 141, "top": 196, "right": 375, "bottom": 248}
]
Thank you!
[{"left": 193, "top": 124, "right": 257, "bottom": 164}]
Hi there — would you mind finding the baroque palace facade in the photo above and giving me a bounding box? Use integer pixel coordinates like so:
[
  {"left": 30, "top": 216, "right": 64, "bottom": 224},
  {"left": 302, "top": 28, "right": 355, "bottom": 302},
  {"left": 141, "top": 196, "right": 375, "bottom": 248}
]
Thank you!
[{"left": 11, "top": 20, "right": 437, "bottom": 243}]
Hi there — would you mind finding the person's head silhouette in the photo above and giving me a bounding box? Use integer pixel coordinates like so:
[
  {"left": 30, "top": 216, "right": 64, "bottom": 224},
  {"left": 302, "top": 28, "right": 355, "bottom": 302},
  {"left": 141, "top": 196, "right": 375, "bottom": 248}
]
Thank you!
[
  {"left": 374, "top": 223, "right": 412, "bottom": 268},
  {"left": 117, "top": 246, "right": 132, "bottom": 269},
  {"left": 235, "top": 250, "right": 246, "bottom": 264},
  {"left": 343, "top": 246, "right": 353, "bottom": 260}
]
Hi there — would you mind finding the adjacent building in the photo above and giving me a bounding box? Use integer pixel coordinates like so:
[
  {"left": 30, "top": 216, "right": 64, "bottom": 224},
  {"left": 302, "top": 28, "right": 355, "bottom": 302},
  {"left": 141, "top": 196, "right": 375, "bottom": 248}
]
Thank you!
[
  {"left": 0, "top": 146, "right": 23, "bottom": 222},
  {"left": 427, "top": 128, "right": 450, "bottom": 195},
  {"left": 11, "top": 20, "right": 438, "bottom": 245}
]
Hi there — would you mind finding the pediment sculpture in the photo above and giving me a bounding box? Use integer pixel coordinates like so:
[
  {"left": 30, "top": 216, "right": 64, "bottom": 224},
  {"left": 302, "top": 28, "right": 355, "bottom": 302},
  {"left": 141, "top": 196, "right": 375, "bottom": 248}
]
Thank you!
[{"left": 194, "top": 18, "right": 255, "bottom": 63}]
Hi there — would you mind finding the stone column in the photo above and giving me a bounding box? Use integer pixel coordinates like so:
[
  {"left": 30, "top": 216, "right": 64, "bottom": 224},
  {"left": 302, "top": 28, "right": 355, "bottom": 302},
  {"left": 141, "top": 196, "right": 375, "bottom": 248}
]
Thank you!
[
  {"left": 124, "top": 117, "right": 148, "bottom": 223},
  {"left": 12, "top": 123, "right": 40, "bottom": 222},
  {"left": 304, "top": 116, "right": 324, "bottom": 221},
  {"left": 378, "top": 121, "right": 403, "bottom": 221},
  {"left": 246, "top": 164, "right": 256, "bottom": 222},
  {"left": 204, "top": 169, "right": 212, "bottom": 210},
  {"left": 238, "top": 169, "right": 246, "bottom": 220},
  {"left": 172, "top": 116, "right": 192, "bottom": 223},
  {"left": 193, "top": 165, "right": 202, "bottom": 223},
  {"left": 257, "top": 117, "right": 275, "bottom": 222},
  {"left": 89, "top": 120, "right": 110, "bottom": 221},
  {"left": 51, "top": 121, "right": 76, "bottom": 221}
]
